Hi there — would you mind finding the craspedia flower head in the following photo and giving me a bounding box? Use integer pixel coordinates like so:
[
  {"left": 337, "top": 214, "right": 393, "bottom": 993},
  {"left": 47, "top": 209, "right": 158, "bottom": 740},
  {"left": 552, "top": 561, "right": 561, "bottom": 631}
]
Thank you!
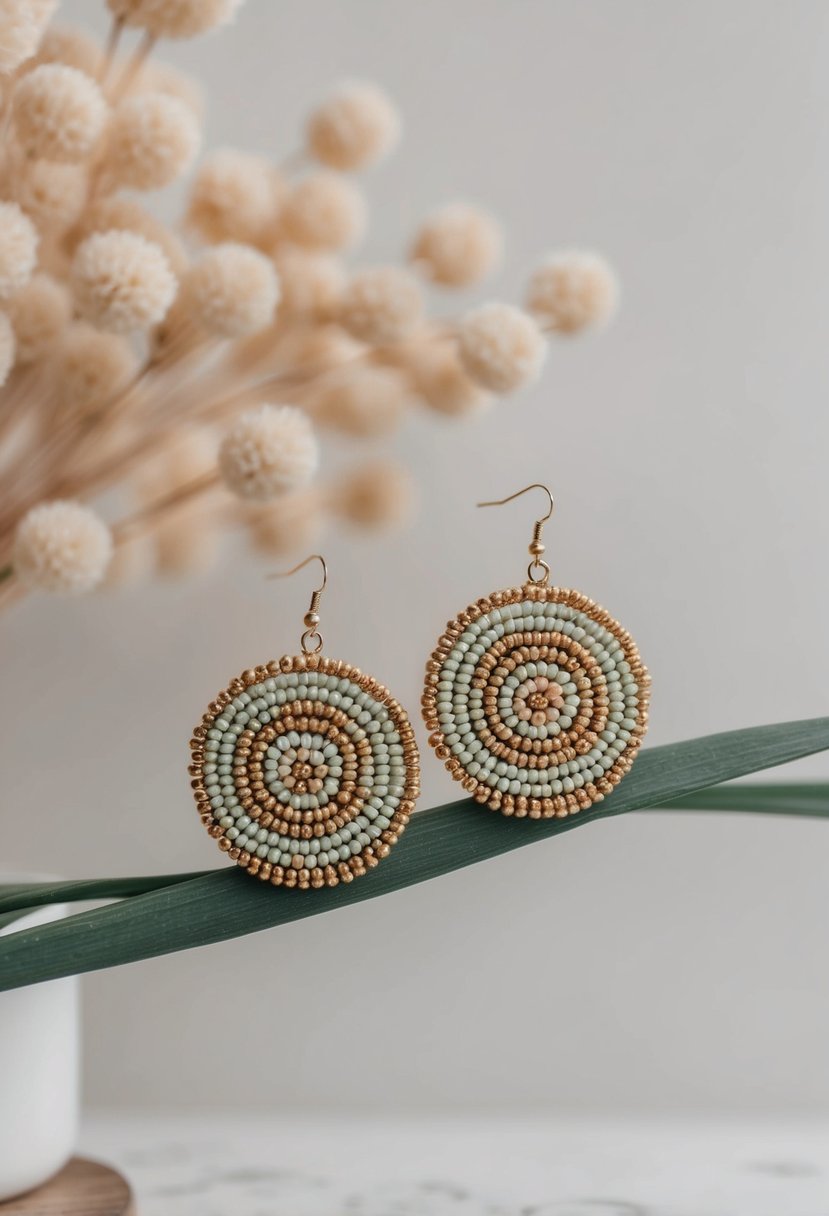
[
  {"left": 6, "top": 273, "right": 71, "bottom": 364},
  {"left": 409, "top": 342, "right": 491, "bottom": 417},
  {"left": 57, "top": 323, "right": 139, "bottom": 411},
  {"left": 78, "top": 195, "right": 188, "bottom": 275},
  {"left": 29, "top": 23, "right": 101, "bottom": 75},
  {"left": 27, "top": 0, "right": 58, "bottom": 23},
  {"left": 102, "top": 92, "right": 200, "bottom": 192},
  {"left": 14, "top": 160, "right": 87, "bottom": 232},
  {"left": 273, "top": 248, "right": 344, "bottom": 323},
  {"left": 186, "top": 147, "right": 276, "bottom": 244},
  {"left": 155, "top": 514, "right": 220, "bottom": 577},
  {"left": 72, "top": 229, "right": 177, "bottom": 334},
  {"left": 137, "top": 424, "right": 218, "bottom": 503},
  {"left": 339, "top": 265, "right": 423, "bottom": 345},
  {"left": 219, "top": 404, "right": 318, "bottom": 502},
  {"left": 281, "top": 171, "right": 365, "bottom": 253},
  {"left": 0, "top": 201, "right": 38, "bottom": 300},
  {"left": 106, "top": 0, "right": 243, "bottom": 39},
  {"left": 411, "top": 202, "right": 502, "bottom": 288},
  {"left": 11, "top": 64, "right": 107, "bottom": 162},
  {"left": 333, "top": 460, "right": 414, "bottom": 528},
  {"left": 0, "top": 311, "right": 15, "bottom": 387},
  {"left": 13, "top": 501, "right": 112, "bottom": 594},
  {"left": 0, "top": 0, "right": 46, "bottom": 73},
  {"left": 307, "top": 80, "right": 400, "bottom": 171},
  {"left": 137, "top": 59, "right": 205, "bottom": 119},
  {"left": 247, "top": 489, "right": 322, "bottom": 557},
  {"left": 312, "top": 366, "right": 408, "bottom": 438},
  {"left": 182, "top": 242, "right": 279, "bottom": 338},
  {"left": 458, "top": 301, "right": 547, "bottom": 393},
  {"left": 525, "top": 250, "right": 619, "bottom": 334}
]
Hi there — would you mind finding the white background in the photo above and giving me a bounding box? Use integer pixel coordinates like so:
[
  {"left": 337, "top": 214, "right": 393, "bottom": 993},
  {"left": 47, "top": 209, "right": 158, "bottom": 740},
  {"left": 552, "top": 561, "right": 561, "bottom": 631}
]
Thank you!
[{"left": 2, "top": 0, "right": 828, "bottom": 1113}]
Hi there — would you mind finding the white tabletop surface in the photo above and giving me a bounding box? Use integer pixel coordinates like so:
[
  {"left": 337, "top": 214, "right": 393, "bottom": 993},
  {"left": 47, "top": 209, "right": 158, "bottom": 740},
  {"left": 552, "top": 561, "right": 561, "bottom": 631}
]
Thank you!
[{"left": 80, "top": 1113, "right": 829, "bottom": 1216}]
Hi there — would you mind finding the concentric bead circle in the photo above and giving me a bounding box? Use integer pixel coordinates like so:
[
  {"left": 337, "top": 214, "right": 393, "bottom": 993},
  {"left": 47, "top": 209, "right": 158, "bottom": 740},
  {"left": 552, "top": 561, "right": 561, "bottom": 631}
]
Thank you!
[
  {"left": 422, "top": 583, "right": 650, "bottom": 818},
  {"left": 190, "top": 654, "right": 420, "bottom": 889}
]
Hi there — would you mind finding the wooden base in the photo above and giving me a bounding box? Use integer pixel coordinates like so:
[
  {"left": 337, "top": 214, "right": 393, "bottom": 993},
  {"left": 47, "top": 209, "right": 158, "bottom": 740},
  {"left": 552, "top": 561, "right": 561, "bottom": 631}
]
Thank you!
[{"left": 0, "top": 1159, "right": 133, "bottom": 1215}]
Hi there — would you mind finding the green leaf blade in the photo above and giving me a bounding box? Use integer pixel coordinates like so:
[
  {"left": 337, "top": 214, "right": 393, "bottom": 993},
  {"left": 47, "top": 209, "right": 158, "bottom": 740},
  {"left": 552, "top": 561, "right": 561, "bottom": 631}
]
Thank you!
[{"left": 0, "top": 715, "right": 826, "bottom": 992}]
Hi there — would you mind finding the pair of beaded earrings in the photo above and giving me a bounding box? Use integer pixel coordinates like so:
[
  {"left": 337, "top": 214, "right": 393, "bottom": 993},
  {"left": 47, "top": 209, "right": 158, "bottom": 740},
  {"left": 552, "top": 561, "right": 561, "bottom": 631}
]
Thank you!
[{"left": 189, "top": 483, "right": 650, "bottom": 890}]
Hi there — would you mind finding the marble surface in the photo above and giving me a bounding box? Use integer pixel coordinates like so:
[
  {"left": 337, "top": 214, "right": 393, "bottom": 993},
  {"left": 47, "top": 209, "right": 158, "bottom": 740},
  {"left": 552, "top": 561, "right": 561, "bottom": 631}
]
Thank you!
[{"left": 80, "top": 1114, "right": 829, "bottom": 1215}]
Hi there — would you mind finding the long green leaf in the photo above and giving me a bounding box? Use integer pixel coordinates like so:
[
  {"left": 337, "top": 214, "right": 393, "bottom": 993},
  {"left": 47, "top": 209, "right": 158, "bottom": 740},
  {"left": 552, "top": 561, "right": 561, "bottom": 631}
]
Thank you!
[
  {"left": 0, "top": 871, "right": 214, "bottom": 915},
  {"left": 0, "top": 716, "right": 826, "bottom": 992},
  {"left": 667, "top": 781, "right": 829, "bottom": 817},
  {"left": 0, "top": 781, "right": 826, "bottom": 917}
]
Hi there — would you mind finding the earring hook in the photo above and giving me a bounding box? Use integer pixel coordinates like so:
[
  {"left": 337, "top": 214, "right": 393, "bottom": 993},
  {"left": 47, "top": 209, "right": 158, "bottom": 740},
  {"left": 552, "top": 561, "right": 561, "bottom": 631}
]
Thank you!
[
  {"left": 267, "top": 553, "right": 327, "bottom": 654},
  {"left": 477, "top": 483, "right": 553, "bottom": 585}
]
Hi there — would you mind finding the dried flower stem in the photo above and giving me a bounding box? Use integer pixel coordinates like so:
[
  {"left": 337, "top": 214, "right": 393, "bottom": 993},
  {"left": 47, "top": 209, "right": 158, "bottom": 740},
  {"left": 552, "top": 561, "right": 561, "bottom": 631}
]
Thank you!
[
  {"left": 98, "top": 16, "right": 124, "bottom": 84},
  {"left": 110, "top": 29, "right": 157, "bottom": 103}
]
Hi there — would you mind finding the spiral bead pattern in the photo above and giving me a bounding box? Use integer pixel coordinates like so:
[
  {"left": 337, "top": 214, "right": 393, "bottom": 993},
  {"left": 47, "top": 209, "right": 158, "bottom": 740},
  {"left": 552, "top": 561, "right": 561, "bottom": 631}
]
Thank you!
[
  {"left": 423, "top": 583, "right": 649, "bottom": 817},
  {"left": 190, "top": 654, "right": 420, "bottom": 889}
]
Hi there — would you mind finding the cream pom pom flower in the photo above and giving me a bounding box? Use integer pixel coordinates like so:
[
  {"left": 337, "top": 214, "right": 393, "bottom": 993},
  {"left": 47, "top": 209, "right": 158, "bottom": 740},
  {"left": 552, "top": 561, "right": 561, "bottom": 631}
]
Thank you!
[
  {"left": 333, "top": 460, "right": 414, "bottom": 528},
  {"left": 186, "top": 147, "right": 276, "bottom": 245},
  {"left": 57, "top": 323, "right": 138, "bottom": 412},
  {"left": 458, "top": 301, "right": 547, "bottom": 393},
  {"left": 411, "top": 203, "right": 502, "bottom": 288},
  {"left": 27, "top": 0, "right": 58, "bottom": 23},
  {"left": 273, "top": 249, "right": 344, "bottom": 323},
  {"left": 138, "top": 59, "right": 205, "bottom": 119},
  {"left": 6, "top": 273, "right": 71, "bottom": 364},
  {"left": 525, "top": 250, "right": 619, "bottom": 334},
  {"left": 135, "top": 426, "right": 220, "bottom": 577},
  {"left": 0, "top": 201, "right": 38, "bottom": 301},
  {"left": 339, "top": 265, "right": 423, "bottom": 345},
  {"left": 0, "top": 0, "right": 46, "bottom": 73},
  {"left": 79, "top": 196, "right": 188, "bottom": 275},
  {"left": 219, "top": 404, "right": 318, "bottom": 502},
  {"left": 11, "top": 64, "right": 107, "bottom": 162},
  {"left": 28, "top": 23, "right": 102, "bottom": 75},
  {"left": 106, "top": 0, "right": 243, "bottom": 40},
  {"left": 13, "top": 501, "right": 113, "bottom": 594},
  {"left": 0, "top": 312, "right": 15, "bottom": 387},
  {"left": 281, "top": 171, "right": 365, "bottom": 253},
  {"left": 307, "top": 81, "right": 400, "bottom": 172},
  {"left": 247, "top": 489, "right": 322, "bottom": 558},
  {"left": 102, "top": 93, "right": 200, "bottom": 192},
  {"left": 312, "top": 366, "right": 408, "bottom": 438},
  {"left": 409, "top": 343, "right": 490, "bottom": 417},
  {"left": 72, "top": 230, "right": 177, "bottom": 334},
  {"left": 14, "top": 160, "right": 87, "bottom": 233},
  {"left": 182, "top": 243, "right": 280, "bottom": 338}
]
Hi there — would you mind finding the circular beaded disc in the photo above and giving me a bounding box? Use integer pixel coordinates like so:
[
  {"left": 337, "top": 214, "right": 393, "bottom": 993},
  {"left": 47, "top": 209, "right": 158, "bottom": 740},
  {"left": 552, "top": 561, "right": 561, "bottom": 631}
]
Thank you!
[
  {"left": 190, "top": 654, "right": 420, "bottom": 889},
  {"left": 423, "top": 583, "right": 650, "bottom": 818}
]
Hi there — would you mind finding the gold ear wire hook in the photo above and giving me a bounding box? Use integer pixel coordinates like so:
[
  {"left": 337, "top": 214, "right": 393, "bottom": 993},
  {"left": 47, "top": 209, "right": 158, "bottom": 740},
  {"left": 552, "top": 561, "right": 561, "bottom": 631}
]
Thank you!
[
  {"left": 267, "top": 553, "right": 327, "bottom": 654},
  {"left": 477, "top": 483, "right": 554, "bottom": 586}
]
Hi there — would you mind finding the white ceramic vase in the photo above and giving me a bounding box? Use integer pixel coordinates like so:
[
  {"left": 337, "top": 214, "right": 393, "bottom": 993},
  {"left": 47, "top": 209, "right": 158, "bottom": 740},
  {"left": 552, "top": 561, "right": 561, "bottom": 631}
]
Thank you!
[{"left": 0, "top": 887, "right": 79, "bottom": 1201}]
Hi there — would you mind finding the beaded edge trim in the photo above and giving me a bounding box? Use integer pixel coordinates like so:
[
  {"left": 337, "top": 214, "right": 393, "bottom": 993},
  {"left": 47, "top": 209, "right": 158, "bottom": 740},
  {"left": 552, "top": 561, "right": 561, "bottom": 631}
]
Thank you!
[
  {"left": 190, "top": 653, "right": 421, "bottom": 890},
  {"left": 421, "top": 583, "right": 650, "bottom": 819}
]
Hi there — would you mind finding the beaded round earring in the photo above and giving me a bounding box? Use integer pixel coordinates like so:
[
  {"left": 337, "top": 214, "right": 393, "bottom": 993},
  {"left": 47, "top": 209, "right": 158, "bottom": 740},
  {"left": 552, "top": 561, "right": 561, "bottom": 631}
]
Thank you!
[
  {"left": 422, "top": 485, "right": 650, "bottom": 819},
  {"left": 190, "top": 554, "right": 420, "bottom": 889}
]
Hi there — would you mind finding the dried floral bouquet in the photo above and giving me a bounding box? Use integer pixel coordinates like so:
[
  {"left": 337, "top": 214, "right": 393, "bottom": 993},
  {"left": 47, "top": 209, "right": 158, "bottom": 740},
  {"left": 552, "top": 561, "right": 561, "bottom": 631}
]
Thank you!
[{"left": 0, "top": 0, "right": 618, "bottom": 608}]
